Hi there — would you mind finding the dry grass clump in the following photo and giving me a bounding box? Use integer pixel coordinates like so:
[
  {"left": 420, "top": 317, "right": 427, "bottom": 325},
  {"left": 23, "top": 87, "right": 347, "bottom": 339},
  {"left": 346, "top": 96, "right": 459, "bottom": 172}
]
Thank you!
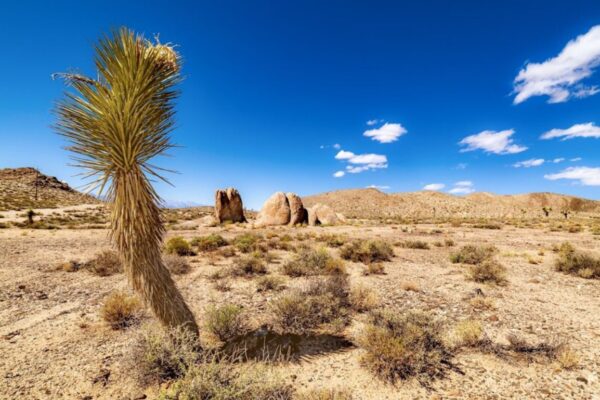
[
  {"left": 191, "top": 234, "right": 228, "bottom": 252},
  {"left": 350, "top": 284, "right": 380, "bottom": 312},
  {"left": 357, "top": 310, "right": 452, "bottom": 383},
  {"left": 555, "top": 346, "right": 580, "bottom": 370},
  {"left": 444, "top": 239, "right": 455, "bottom": 247},
  {"left": 165, "top": 236, "right": 194, "bottom": 256},
  {"left": 400, "top": 281, "right": 420, "bottom": 292},
  {"left": 256, "top": 275, "right": 286, "bottom": 292},
  {"left": 282, "top": 247, "right": 346, "bottom": 277},
  {"left": 398, "top": 240, "right": 430, "bottom": 250},
  {"left": 554, "top": 242, "right": 600, "bottom": 279},
  {"left": 271, "top": 275, "right": 350, "bottom": 334},
  {"left": 230, "top": 252, "right": 268, "bottom": 276},
  {"left": 473, "top": 222, "right": 502, "bottom": 230},
  {"left": 340, "top": 239, "right": 393, "bottom": 264},
  {"left": 295, "top": 388, "right": 353, "bottom": 400},
  {"left": 469, "top": 296, "right": 496, "bottom": 311},
  {"left": 450, "top": 245, "right": 497, "bottom": 265},
  {"left": 59, "top": 260, "right": 83, "bottom": 272},
  {"left": 363, "top": 262, "right": 385, "bottom": 275},
  {"left": 316, "top": 233, "right": 348, "bottom": 248},
  {"left": 163, "top": 254, "right": 191, "bottom": 275},
  {"left": 101, "top": 291, "right": 142, "bottom": 330},
  {"left": 234, "top": 233, "right": 263, "bottom": 253},
  {"left": 87, "top": 249, "right": 123, "bottom": 276},
  {"left": 451, "top": 320, "right": 484, "bottom": 348},
  {"left": 204, "top": 304, "right": 247, "bottom": 343},
  {"left": 467, "top": 259, "right": 508, "bottom": 285}
]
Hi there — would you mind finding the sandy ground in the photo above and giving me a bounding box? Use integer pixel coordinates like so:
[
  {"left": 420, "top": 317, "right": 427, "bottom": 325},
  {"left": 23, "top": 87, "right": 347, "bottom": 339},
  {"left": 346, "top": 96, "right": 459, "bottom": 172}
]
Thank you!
[{"left": 1, "top": 221, "right": 599, "bottom": 399}]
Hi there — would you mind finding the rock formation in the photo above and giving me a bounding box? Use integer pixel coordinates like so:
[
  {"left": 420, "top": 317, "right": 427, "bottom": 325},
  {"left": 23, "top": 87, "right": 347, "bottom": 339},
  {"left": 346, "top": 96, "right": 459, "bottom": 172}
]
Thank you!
[
  {"left": 255, "top": 192, "right": 291, "bottom": 226},
  {"left": 308, "top": 203, "right": 339, "bottom": 226},
  {"left": 214, "top": 188, "right": 246, "bottom": 223},
  {"left": 287, "top": 192, "right": 308, "bottom": 225}
]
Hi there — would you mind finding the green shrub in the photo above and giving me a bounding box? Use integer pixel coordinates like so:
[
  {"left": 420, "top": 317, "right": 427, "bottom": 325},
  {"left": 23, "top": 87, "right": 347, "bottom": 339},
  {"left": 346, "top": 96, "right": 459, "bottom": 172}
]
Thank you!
[
  {"left": 357, "top": 310, "right": 451, "bottom": 383},
  {"left": 554, "top": 243, "right": 600, "bottom": 279},
  {"left": 87, "top": 249, "right": 123, "bottom": 276},
  {"left": 282, "top": 247, "right": 345, "bottom": 277},
  {"left": 231, "top": 252, "right": 268, "bottom": 276},
  {"left": 165, "top": 236, "right": 194, "bottom": 256},
  {"left": 467, "top": 259, "right": 508, "bottom": 285},
  {"left": 340, "top": 239, "right": 394, "bottom": 264},
  {"left": 204, "top": 304, "right": 247, "bottom": 342},
  {"left": 398, "top": 240, "right": 430, "bottom": 250},
  {"left": 191, "top": 234, "right": 228, "bottom": 252},
  {"left": 234, "top": 233, "right": 262, "bottom": 253},
  {"left": 101, "top": 291, "right": 142, "bottom": 329},
  {"left": 450, "top": 245, "right": 496, "bottom": 264},
  {"left": 256, "top": 275, "right": 286, "bottom": 292}
]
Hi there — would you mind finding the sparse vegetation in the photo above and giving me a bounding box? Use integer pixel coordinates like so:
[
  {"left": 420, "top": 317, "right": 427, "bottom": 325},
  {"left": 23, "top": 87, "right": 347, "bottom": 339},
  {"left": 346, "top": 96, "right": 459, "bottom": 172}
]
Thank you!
[
  {"left": 363, "top": 262, "right": 385, "bottom": 275},
  {"left": 256, "top": 275, "right": 286, "bottom": 292},
  {"left": 101, "top": 291, "right": 142, "bottom": 329},
  {"left": 340, "top": 239, "right": 393, "bottom": 264},
  {"left": 554, "top": 242, "right": 600, "bottom": 279},
  {"left": 234, "top": 233, "right": 262, "bottom": 253},
  {"left": 231, "top": 252, "right": 268, "bottom": 276},
  {"left": 191, "top": 234, "right": 228, "bottom": 252},
  {"left": 204, "top": 304, "right": 247, "bottom": 343},
  {"left": 87, "top": 249, "right": 123, "bottom": 276},
  {"left": 452, "top": 320, "right": 484, "bottom": 347},
  {"left": 165, "top": 236, "right": 195, "bottom": 256},
  {"left": 398, "top": 240, "right": 430, "bottom": 249},
  {"left": 282, "top": 247, "right": 345, "bottom": 277},
  {"left": 450, "top": 245, "right": 497, "bottom": 265},
  {"left": 467, "top": 259, "right": 508, "bottom": 285},
  {"left": 350, "top": 284, "right": 380, "bottom": 312},
  {"left": 163, "top": 254, "right": 191, "bottom": 275}
]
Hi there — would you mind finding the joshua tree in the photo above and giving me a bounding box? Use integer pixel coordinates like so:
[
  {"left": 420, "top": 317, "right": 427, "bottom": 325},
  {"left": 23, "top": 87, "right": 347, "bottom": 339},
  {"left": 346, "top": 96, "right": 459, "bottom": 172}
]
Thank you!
[
  {"left": 561, "top": 209, "right": 570, "bottom": 219},
  {"left": 26, "top": 209, "right": 35, "bottom": 225},
  {"left": 542, "top": 206, "right": 552, "bottom": 217},
  {"left": 54, "top": 28, "right": 199, "bottom": 335}
]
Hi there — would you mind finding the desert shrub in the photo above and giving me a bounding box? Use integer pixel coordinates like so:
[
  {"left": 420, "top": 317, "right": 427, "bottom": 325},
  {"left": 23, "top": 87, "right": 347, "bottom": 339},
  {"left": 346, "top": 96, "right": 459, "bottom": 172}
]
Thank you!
[
  {"left": 473, "top": 222, "right": 502, "bottom": 230},
  {"left": 234, "top": 233, "right": 262, "bottom": 253},
  {"left": 296, "top": 389, "right": 353, "bottom": 400},
  {"left": 363, "top": 262, "right": 385, "bottom": 275},
  {"left": 218, "top": 246, "right": 236, "bottom": 258},
  {"left": 400, "top": 281, "right": 420, "bottom": 292},
  {"left": 157, "top": 361, "right": 294, "bottom": 400},
  {"left": 130, "top": 325, "right": 200, "bottom": 385},
  {"left": 271, "top": 275, "right": 350, "bottom": 334},
  {"left": 60, "top": 260, "right": 83, "bottom": 272},
  {"left": 316, "top": 233, "right": 348, "bottom": 248},
  {"left": 213, "top": 279, "right": 232, "bottom": 292},
  {"left": 340, "top": 239, "right": 393, "bottom": 264},
  {"left": 282, "top": 247, "right": 345, "bottom": 277},
  {"left": 0, "top": 222, "right": 9, "bottom": 229},
  {"left": 452, "top": 320, "right": 484, "bottom": 347},
  {"left": 101, "top": 291, "right": 142, "bottom": 329},
  {"left": 266, "top": 238, "right": 294, "bottom": 251},
  {"left": 444, "top": 239, "right": 455, "bottom": 247},
  {"left": 204, "top": 304, "right": 247, "bottom": 343},
  {"left": 165, "top": 236, "right": 194, "bottom": 256},
  {"left": 556, "top": 346, "right": 580, "bottom": 370},
  {"left": 350, "top": 284, "right": 380, "bottom": 312},
  {"left": 398, "top": 240, "right": 430, "bottom": 250},
  {"left": 554, "top": 243, "right": 600, "bottom": 279},
  {"left": 450, "top": 245, "right": 497, "bottom": 265},
  {"left": 469, "top": 296, "right": 495, "bottom": 310},
  {"left": 467, "top": 259, "right": 508, "bottom": 285},
  {"left": 163, "top": 254, "right": 191, "bottom": 275},
  {"left": 568, "top": 225, "right": 582, "bottom": 233},
  {"left": 357, "top": 310, "right": 451, "bottom": 383},
  {"left": 191, "top": 234, "right": 228, "bottom": 252},
  {"left": 256, "top": 275, "right": 286, "bottom": 292},
  {"left": 87, "top": 249, "right": 123, "bottom": 276},
  {"left": 592, "top": 226, "right": 600, "bottom": 236},
  {"left": 231, "top": 252, "right": 267, "bottom": 276}
]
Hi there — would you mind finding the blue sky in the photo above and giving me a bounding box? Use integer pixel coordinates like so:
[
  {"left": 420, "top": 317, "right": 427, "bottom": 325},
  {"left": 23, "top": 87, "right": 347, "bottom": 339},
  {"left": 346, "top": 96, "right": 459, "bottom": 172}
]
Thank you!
[{"left": 1, "top": 1, "right": 599, "bottom": 208}]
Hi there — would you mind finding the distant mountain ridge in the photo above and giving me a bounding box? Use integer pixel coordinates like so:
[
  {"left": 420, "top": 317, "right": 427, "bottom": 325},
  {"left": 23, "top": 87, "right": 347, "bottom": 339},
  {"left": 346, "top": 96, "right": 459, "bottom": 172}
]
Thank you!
[
  {"left": 0, "top": 167, "right": 100, "bottom": 211},
  {"left": 302, "top": 188, "right": 600, "bottom": 219}
]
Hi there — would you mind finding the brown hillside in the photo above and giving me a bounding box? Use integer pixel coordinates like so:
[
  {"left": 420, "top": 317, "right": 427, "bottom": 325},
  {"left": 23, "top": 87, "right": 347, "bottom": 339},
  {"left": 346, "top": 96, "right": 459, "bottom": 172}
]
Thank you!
[
  {"left": 303, "top": 188, "right": 600, "bottom": 219},
  {"left": 0, "top": 167, "right": 101, "bottom": 211}
]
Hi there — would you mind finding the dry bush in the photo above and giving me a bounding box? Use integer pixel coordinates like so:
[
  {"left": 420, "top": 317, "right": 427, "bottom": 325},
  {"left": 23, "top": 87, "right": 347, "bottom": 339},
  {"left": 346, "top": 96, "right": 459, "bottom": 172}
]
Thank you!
[
  {"left": 316, "top": 233, "right": 348, "bottom": 248},
  {"left": 363, "top": 263, "right": 385, "bottom": 275},
  {"left": 191, "top": 234, "right": 228, "bottom": 252},
  {"left": 400, "top": 281, "right": 420, "bottom": 292},
  {"left": 157, "top": 361, "right": 294, "bottom": 400},
  {"left": 450, "top": 245, "right": 497, "bottom": 265},
  {"left": 165, "top": 236, "right": 194, "bottom": 256},
  {"left": 296, "top": 388, "right": 353, "bottom": 400},
  {"left": 101, "top": 291, "right": 142, "bottom": 329},
  {"left": 130, "top": 324, "right": 201, "bottom": 385},
  {"left": 163, "top": 254, "right": 191, "bottom": 275},
  {"left": 60, "top": 260, "right": 83, "bottom": 273},
  {"left": 87, "top": 249, "right": 123, "bottom": 276},
  {"left": 357, "top": 310, "right": 452, "bottom": 383},
  {"left": 340, "top": 239, "right": 394, "bottom": 264},
  {"left": 213, "top": 279, "right": 232, "bottom": 292},
  {"left": 473, "top": 222, "right": 502, "bottom": 230},
  {"left": 467, "top": 259, "right": 508, "bottom": 285},
  {"left": 234, "top": 233, "right": 262, "bottom": 253},
  {"left": 350, "top": 284, "right": 380, "bottom": 312},
  {"left": 556, "top": 346, "right": 580, "bottom": 370},
  {"left": 554, "top": 242, "right": 600, "bottom": 279},
  {"left": 469, "top": 296, "right": 495, "bottom": 310},
  {"left": 231, "top": 252, "right": 268, "bottom": 276},
  {"left": 452, "top": 320, "right": 484, "bottom": 347},
  {"left": 204, "top": 304, "right": 247, "bottom": 343},
  {"left": 218, "top": 246, "right": 237, "bottom": 258},
  {"left": 398, "top": 240, "right": 430, "bottom": 250},
  {"left": 282, "top": 247, "right": 345, "bottom": 277},
  {"left": 271, "top": 275, "right": 350, "bottom": 335},
  {"left": 444, "top": 239, "right": 455, "bottom": 247},
  {"left": 256, "top": 275, "right": 286, "bottom": 292}
]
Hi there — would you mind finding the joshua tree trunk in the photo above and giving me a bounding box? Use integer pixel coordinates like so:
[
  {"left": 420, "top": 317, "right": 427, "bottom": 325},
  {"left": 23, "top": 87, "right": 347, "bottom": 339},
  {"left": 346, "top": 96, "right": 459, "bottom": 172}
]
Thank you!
[{"left": 112, "top": 169, "right": 198, "bottom": 333}]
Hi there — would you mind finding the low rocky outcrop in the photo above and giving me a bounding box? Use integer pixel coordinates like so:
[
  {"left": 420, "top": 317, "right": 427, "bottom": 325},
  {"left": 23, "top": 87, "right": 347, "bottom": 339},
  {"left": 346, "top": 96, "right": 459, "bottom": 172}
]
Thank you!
[
  {"left": 287, "top": 192, "right": 308, "bottom": 225},
  {"left": 214, "top": 188, "right": 246, "bottom": 223},
  {"left": 308, "top": 203, "right": 339, "bottom": 226},
  {"left": 255, "top": 192, "right": 291, "bottom": 226}
]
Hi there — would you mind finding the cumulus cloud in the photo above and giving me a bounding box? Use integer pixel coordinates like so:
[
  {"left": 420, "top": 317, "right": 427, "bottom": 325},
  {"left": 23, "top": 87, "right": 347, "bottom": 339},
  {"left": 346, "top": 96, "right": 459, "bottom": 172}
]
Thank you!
[
  {"left": 459, "top": 129, "right": 527, "bottom": 154},
  {"left": 552, "top": 158, "right": 565, "bottom": 163},
  {"left": 545, "top": 166, "right": 600, "bottom": 186},
  {"left": 335, "top": 149, "right": 388, "bottom": 174},
  {"left": 363, "top": 122, "right": 407, "bottom": 143},
  {"left": 514, "top": 25, "right": 600, "bottom": 104},
  {"left": 448, "top": 181, "right": 475, "bottom": 194},
  {"left": 423, "top": 183, "right": 445, "bottom": 191},
  {"left": 333, "top": 171, "right": 345, "bottom": 178},
  {"left": 367, "top": 184, "right": 391, "bottom": 190},
  {"left": 540, "top": 122, "right": 600, "bottom": 140},
  {"left": 513, "top": 158, "right": 545, "bottom": 168},
  {"left": 571, "top": 157, "right": 582, "bottom": 162}
]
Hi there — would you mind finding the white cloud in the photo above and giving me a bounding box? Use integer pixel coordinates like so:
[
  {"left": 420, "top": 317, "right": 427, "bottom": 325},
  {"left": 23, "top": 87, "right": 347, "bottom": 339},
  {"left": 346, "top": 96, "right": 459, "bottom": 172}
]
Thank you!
[
  {"left": 335, "top": 149, "right": 388, "bottom": 174},
  {"left": 459, "top": 129, "right": 527, "bottom": 154},
  {"left": 363, "top": 122, "right": 407, "bottom": 143},
  {"left": 333, "top": 143, "right": 341, "bottom": 149},
  {"left": 333, "top": 171, "right": 345, "bottom": 178},
  {"left": 514, "top": 25, "right": 600, "bottom": 104},
  {"left": 423, "top": 183, "right": 445, "bottom": 191},
  {"left": 552, "top": 158, "right": 565, "bottom": 163},
  {"left": 540, "top": 122, "right": 600, "bottom": 140},
  {"left": 571, "top": 157, "right": 582, "bottom": 162},
  {"left": 366, "top": 119, "right": 382, "bottom": 126},
  {"left": 545, "top": 166, "right": 600, "bottom": 186},
  {"left": 455, "top": 181, "right": 473, "bottom": 187},
  {"left": 367, "top": 184, "right": 390, "bottom": 190},
  {"left": 513, "top": 158, "right": 545, "bottom": 168},
  {"left": 455, "top": 163, "right": 468, "bottom": 170},
  {"left": 449, "top": 186, "right": 475, "bottom": 195}
]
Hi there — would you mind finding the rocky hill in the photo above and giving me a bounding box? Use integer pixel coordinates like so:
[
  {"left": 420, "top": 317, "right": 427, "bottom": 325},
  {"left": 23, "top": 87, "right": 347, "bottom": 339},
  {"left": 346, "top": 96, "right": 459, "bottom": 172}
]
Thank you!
[
  {"left": 303, "top": 188, "right": 600, "bottom": 219},
  {"left": 0, "top": 168, "right": 100, "bottom": 211}
]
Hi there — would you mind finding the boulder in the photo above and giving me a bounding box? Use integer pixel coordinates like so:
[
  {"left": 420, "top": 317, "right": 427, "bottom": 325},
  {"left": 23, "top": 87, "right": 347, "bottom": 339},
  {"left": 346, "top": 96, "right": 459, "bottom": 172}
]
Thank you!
[
  {"left": 215, "top": 188, "right": 246, "bottom": 223},
  {"left": 308, "top": 203, "right": 339, "bottom": 226},
  {"left": 287, "top": 192, "right": 308, "bottom": 225},
  {"left": 255, "top": 192, "right": 291, "bottom": 226}
]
